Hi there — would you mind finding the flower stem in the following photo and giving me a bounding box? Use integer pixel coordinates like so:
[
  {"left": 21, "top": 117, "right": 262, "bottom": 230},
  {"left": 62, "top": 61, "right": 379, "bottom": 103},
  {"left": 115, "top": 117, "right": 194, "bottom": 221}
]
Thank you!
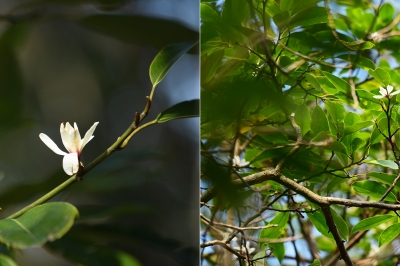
[{"left": 7, "top": 176, "right": 76, "bottom": 219}]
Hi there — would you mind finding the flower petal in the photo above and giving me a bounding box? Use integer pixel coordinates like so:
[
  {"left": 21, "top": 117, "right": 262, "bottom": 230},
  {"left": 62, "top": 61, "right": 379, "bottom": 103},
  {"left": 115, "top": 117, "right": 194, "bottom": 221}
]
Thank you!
[
  {"left": 387, "top": 85, "right": 393, "bottom": 94},
  {"left": 373, "top": 95, "right": 385, "bottom": 99},
  {"left": 81, "top": 122, "right": 99, "bottom": 150},
  {"left": 39, "top": 133, "right": 68, "bottom": 156},
  {"left": 68, "top": 122, "right": 82, "bottom": 153},
  {"left": 60, "top": 123, "right": 70, "bottom": 152},
  {"left": 379, "top": 87, "right": 387, "bottom": 96},
  {"left": 390, "top": 90, "right": 400, "bottom": 96},
  {"left": 62, "top": 153, "right": 79, "bottom": 175}
]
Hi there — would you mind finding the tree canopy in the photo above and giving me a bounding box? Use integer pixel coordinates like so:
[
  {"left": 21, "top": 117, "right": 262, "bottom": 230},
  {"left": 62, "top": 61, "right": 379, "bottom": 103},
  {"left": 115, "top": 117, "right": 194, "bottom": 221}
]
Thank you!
[{"left": 200, "top": 0, "right": 400, "bottom": 265}]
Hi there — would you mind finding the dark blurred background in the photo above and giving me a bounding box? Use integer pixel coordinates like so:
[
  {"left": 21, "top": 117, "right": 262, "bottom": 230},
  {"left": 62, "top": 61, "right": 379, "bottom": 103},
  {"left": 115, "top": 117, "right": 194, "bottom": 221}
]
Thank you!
[{"left": 0, "top": 0, "right": 199, "bottom": 265}]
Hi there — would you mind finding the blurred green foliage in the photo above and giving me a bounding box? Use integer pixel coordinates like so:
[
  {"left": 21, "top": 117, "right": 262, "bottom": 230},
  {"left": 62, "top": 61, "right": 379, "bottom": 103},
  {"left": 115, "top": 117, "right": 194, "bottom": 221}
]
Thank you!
[
  {"left": 0, "top": 0, "right": 199, "bottom": 265},
  {"left": 201, "top": 0, "right": 400, "bottom": 265}
]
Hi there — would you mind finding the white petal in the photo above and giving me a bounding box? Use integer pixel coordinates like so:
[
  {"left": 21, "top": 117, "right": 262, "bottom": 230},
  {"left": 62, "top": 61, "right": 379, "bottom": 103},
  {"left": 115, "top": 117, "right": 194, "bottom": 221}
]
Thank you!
[
  {"left": 62, "top": 153, "right": 79, "bottom": 175},
  {"left": 69, "top": 123, "right": 82, "bottom": 153},
  {"left": 39, "top": 133, "right": 68, "bottom": 156},
  {"left": 379, "top": 87, "right": 387, "bottom": 95},
  {"left": 60, "top": 123, "right": 70, "bottom": 152},
  {"left": 390, "top": 90, "right": 400, "bottom": 96},
  {"left": 387, "top": 85, "right": 393, "bottom": 94},
  {"left": 373, "top": 95, "right": 385, "bottom": 99},
  {"left": 81, "top": 122, "right": 99, "bottom": 150}
]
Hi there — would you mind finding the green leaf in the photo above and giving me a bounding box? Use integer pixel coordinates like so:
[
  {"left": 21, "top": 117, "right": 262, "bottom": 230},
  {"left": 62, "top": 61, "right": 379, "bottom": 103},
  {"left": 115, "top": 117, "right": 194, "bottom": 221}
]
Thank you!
[
  {"left": 344, "top": 112, "right": 361, "bottom": 126},
  {"left": 325, "top": 100, "right": 345, "bottom": 123},
  {"left": 311, "top": 132, "right": 346, "bottom": 153},
  {"left": 291, "top": 0, "right": 321, "bottom": 15},
  {"left": 379, "top": 223, "right": 400, "bottom": 246},
  {"left": 307, "top": 210, "right": 333, "bottom": 240},
  {"left": 322, "top": 71, "right": 351, "bottom": 93},
  {"left": 0, "top": 202, "right": 78, "bottom": 248},
  {"left": 368, "top": 68, "right": 390, "bottom": 86},
  {"left": 352, "top": 180, "right": 397, "bottom": 202},
  {"left": 259, "top": 212, "right": 289, "bottom": 241},
  {"left": 150, "top": 41, "right": 197, "bottom": 86},
  {"left": 368, "top": 172, "right": 400, "bottom": 188},
  {"left": 294, "top": 104, "right": 311, "bottom": 136},
  {"left": 304, "top": 73, "right": 321, "bottom": 91},
  {"left": 290, "top": 6, "right": 328, "bottom": 28},
  {"left": 331, "top": 207, "right": 349, "bottom": 241},
  {"left": 201, "top": 49, "right": 224, "bottom": 84},
  {"left": 79, "top": 15, "right": 198, "bottom": 50},
  {"left": 280, "top": 0, "right": 294, "bottom": 12},
  {"left": 0, "top": 254, "right": 17, "bottom": 266},
  {"left": 156, "top": 100, "right": 199, "bottom": 123},
  {"left": 343, "top": 121, "right": 373, "bottom": 136},
  {"left": 201, "top": 3, "right": 220, "bottom": 23},
  {"left": 269, "top": 242, "right": 285, "bottom": 263},
  {"left": 366, "top": 160, "right": 398, "bottom": 170},
  {"left": 309, "top": 259, "right": 321, "bottom": 266},
  {"left": 352, "top": 215, "right": 396, "bottom": 233},
  {"left": 357, "top": 89, "right": 381, "bottom": 110},
  {"left": 307, "top": 208, "right": 348, "bottom": 241},
  {"left": 337, "top": 54, "right": 376, "bottom": 70},
  {"left": 265, "top": 0, "right": 282, "bottom": 16},
  {"left": 310, "top": 106, "right": 330, "bottom": 137}
]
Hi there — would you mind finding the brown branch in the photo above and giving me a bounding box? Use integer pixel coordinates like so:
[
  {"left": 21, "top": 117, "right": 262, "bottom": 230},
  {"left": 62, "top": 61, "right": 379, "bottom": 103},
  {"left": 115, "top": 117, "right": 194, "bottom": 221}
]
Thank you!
[
  {"left": 200, "top": 240, "right": 246, "bottom": 259},
  {"left": 201, "top": 169, "right": 400, "bottom": 210},
  {"left": 201, "top": 214, "right": 277, "bottom": 231},
  {"left": 321, "top": 206, "right": 353, "bottom": 266}
]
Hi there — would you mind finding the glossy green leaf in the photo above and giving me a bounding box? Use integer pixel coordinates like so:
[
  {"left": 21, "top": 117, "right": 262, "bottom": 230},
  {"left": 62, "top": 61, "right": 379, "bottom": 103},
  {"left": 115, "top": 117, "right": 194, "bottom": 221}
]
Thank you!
[
  {"left": 0, "top": 254, "right": 17, "bottom": 266},
  {"left": 201, "top": 49, "right": 224, "bottom": 84},
  {"left": 269, "top": 242, "right": 285, "bottom": 263},
  {"left": 156, "top": 100, "right": 199, "bottom": 123},
  {"left": 379, "top": 223, "right": 400, "bottom": 246},
  {"left": 352, "top": 215, "right": 395, "bottom": 233},
  {"left": 368, "top": 172, "right": 400, "bottom": 188},
  {"left": 290, "top": 6, "right": 328, "bottom": 28},
  {"left": 337, "top": 54, "right": 376, "bottom": 70},
  {"left": 291, "top": 0, "right": 321, "bottom": 15},
  {"left": 201, "top": 3, "right": 220, "bottom": 23},
  {"left": 325, "top": 100, "right": 345, "bottom": 123},
  {"left": 309, "top": 259, "right": 321, "bottom": 266},
  {"left": 0, "top": 202, "right": 78, "bottom": 248},
  {"left": 322, "top": 71, "right": 351, "bottom": 93},
  {"left": 304, "top": 73, "right": 321, "bottom": 91},
  {"left": 280, "top": 0, "right": 294, "bottom": 12},
  {"left": 344, "top": 112, "right": 361, "bottom": 126},
  {"left": 366, "top": 160, "right": 398, "bottom": 170},
  {"left": 79, "top": 15, "right": 198, "bottom": 50},
  {"left": 331, "top": 207, "right": 349, "bottom": 241},
  {"left": 370, "top": 117, "right": 398, "bottom": 144},
  {"left": 294, "top": 104, "right": 311, "bottom": 136},
  {"left": 343, "top": 121, "right": 373, "bottom": 136},
  {"left": 352, "top": 180, "right": 397, "bottom": 202},
  {"left": 357, "top": 89, "right": 381, "bottom": 110},
  {"left": 368, "top": 68, "right": 390, "bottom": 86},
  {"left": 150, "top": 41, "right": 197, "bottom": 86},
  {"left": 311, "top": 132, "right": 346, "bottom": 153},
  {"left": 310, "top": 106, "right": 330, "bottom": 137},
  {"left": 307, "top": 210, "right": 333, "bottom": 240},
  {"left": 265, "top": 1, "right": 282, "bottom": 16},
  {"left": 259, "top": 212, "right": 289, "bottom": 241}
]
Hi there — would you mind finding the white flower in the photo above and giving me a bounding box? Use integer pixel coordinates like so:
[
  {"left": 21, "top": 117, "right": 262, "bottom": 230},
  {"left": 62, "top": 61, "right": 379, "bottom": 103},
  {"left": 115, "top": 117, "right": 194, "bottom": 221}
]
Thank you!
[
  {"left": 370, "top": 32, "right": 383, "bottom": 42},
  {"left": 233, "top": 155, "right": 249, "bottom": 167},
  {"left": 373, "top": 85, "right": 400, "bottom": 99},
  {"left": 39, "top": 122, "right": 99, "bottom": 175},
  {"left": 232, "top": 238, "right": 256, "bottom": 255}
]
